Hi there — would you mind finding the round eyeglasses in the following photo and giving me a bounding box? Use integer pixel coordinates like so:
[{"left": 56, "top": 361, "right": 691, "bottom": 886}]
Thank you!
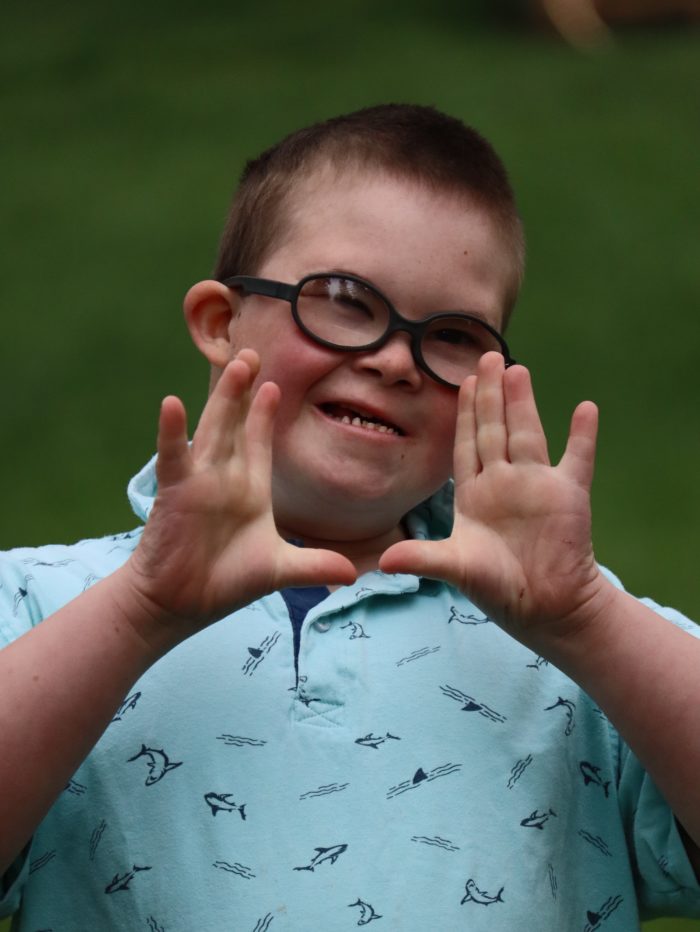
[{"left": 221, "top": 272, "right": 515, "bottom": 389}]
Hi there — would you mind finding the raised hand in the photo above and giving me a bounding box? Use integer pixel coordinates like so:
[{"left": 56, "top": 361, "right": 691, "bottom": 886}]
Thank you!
[
  {"left": 124, "top": 350, "right": 356, "bottom": 647},
  {"left": 380, "top": 352, "right": 606, "bottom": 651}
]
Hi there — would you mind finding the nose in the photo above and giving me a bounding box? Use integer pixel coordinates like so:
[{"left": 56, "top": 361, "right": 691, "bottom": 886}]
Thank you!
[{"left": 351, "top": 331, "right": 423, "bottom": 389}]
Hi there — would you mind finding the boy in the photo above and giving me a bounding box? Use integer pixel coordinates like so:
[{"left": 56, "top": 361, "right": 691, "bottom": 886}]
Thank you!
[{"left": 1, "top": 104, "right": 699, "bottom": 930}]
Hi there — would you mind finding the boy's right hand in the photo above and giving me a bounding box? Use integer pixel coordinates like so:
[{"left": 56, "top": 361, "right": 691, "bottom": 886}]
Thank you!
[{"left": 120, "top": 350, "right": 356, "bottom": 654}]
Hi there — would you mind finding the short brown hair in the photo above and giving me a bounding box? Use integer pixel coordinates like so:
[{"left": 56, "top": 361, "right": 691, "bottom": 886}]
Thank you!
[{"left": 213, "top": 103, "right": 525, "bottom": 323}]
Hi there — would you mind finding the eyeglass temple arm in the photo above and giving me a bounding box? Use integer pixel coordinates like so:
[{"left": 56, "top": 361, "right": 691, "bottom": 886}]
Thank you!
[{"left": 221, "top": 276, "right": 297, "bottom": 302}]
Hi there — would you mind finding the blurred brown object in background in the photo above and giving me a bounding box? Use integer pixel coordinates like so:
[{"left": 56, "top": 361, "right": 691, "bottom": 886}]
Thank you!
[{"left": 534, "top": 0, "right": 700, "bottom": 46}]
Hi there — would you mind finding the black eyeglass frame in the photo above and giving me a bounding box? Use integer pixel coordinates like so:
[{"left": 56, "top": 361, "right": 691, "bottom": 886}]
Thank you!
[{"left": 221, "top": 272, "right": 516, "bottom": 389}]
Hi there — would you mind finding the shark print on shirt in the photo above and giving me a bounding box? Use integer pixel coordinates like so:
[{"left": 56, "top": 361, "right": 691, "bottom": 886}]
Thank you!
[
  {"left": 386, "top": 763, "right": 461, "bottom": 799},
  {"left": 461, "top": 879, "right": 504, "bottom": 906},
  {"left": 583, "top": 894, "right": 624, "bottom": 930},
  {"left": 204, "top": 792, "right": 247, "bottom": 819},
  {"left": 127, "top": 745, "right": 183, "bottom": 786},
  {"left": 348, "top": 898, "right": 382, "bottom": 925},
  {"left": 440, "top": 684, "right": 507, "bottom": 723},
  {"left": 242, "top": 631, "right": 281, "bottom": 675}
]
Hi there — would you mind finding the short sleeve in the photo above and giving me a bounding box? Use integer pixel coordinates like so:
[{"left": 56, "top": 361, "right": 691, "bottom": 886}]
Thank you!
[{"left": 616, "top": 594, "right": 700, "bottom": 920}]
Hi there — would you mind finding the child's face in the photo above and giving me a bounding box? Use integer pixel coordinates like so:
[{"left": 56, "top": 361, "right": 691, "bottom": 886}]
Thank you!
[{"left": 226, "top": 168, "right": 514, "bottom": 540}]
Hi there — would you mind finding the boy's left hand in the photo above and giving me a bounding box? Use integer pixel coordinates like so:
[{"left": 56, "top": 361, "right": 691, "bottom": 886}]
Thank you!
[{"left": 380, "top": 352, "right": 610, "bottom": 652}]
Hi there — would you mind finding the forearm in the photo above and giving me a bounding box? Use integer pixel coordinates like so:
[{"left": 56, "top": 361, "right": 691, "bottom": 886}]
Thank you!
[
  {"left": 540, "top": 581, "right": 700, "bottom": 849},
  {"left": 0, "top": 564, "right": 180, "bottom": 875}
]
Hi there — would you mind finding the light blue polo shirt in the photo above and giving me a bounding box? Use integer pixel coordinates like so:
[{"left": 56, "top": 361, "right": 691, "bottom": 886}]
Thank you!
[{"left": 1, "top": 456, "right": 700, "bottom": 930}]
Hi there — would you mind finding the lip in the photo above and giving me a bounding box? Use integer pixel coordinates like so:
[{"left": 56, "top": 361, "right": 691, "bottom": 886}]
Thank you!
[{"left": 316, "top": 399, "right": 406, "bottom": 436}]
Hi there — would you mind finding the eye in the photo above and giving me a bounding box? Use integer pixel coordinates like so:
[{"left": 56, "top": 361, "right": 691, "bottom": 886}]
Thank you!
[
  {"left": 431, "top": 327, "right": 478, "bottom": 346},
  {"left": 327, "top": 278, "right": 381, "bottom": 321}
]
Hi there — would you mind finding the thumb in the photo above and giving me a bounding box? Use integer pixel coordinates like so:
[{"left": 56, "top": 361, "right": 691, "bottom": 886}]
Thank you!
[
  {"left": 278, "top": 545, "right": 358, "bottom": 590},
  {"left": 379, "top": 538, "right": 457, "bottom": 585}
]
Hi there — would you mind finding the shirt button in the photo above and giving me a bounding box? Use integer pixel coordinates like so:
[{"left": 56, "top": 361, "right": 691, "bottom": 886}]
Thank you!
[{"left": 313, "top": 620, "right": 331, "bottom": 633}]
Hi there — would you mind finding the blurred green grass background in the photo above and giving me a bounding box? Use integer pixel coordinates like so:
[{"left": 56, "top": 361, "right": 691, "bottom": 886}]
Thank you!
[{"left": 1, "top": 1, "right": 698, "bottom": 929}]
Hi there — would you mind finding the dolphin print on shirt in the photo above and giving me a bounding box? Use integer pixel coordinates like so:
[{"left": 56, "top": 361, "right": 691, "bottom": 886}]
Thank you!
[
  {"left": 460, "top": 879, "right": 504, "bottom": 906},
  {"left": 111, "top": 691, "right": 141, "bottom": 723},
  {"left": 127, "top": 744, "right": 183, "bottom": 786},
  {"left": 544, "top": 696, "right": 576, "bottom": 735},
  {"left": 520, "top": 808, "right": 557, "bottom": 830},
  {"left": 21, "top": 557, "right": 74, "bottom": 568},
  {"left": 293, "top": 844, "right": 348, "bottom": 872},
  {"left": 348, "top": 898, "right": 382, "bottom": 925},
  {"left": 579, "top": 761, "right": 611, "bottom": 798},
  {"left": 354, "top": 732, "right": 401, "bottom": 749},
  {"left": 448, "top": 606, "right": 489, "bottom": 626},
  {"left": 105, "top": 864, "right": 152, "bottom": 893},
  {"left": 340, "top": 620, "right": 370, "bottom": 639},
  {"left": 204, "top": 792, "right": 247, "bottom": 819}
]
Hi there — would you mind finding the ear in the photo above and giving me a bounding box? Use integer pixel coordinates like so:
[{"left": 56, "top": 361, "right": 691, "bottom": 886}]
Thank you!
[{"left": 183, "top": 280, "right": 240, "bottom": 369}]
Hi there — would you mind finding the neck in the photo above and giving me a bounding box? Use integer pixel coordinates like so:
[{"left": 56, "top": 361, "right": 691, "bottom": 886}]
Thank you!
[{"left": 278, "top": 521, "right": 407, "bottom": 580}]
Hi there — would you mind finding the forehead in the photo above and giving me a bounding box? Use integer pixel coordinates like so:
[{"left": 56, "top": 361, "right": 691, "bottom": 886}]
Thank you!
[{"left": 261, "top": 166, "right": 516, "bottom": 326}]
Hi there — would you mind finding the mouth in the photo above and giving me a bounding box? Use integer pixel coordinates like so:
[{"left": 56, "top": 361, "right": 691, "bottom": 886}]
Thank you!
[{"left": 319, "top": 403, "right": 404, "bottom": 436}]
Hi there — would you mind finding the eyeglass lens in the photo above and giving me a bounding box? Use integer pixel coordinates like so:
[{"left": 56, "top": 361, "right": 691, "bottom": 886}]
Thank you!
[{"left": 296, "top": 276, "right": 505, "bottom": 386}]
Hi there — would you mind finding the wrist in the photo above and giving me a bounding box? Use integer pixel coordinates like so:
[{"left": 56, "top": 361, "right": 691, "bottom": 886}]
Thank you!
[
  {"left": 529, "top": 572, "right": 625, "bottom": 668},
  {"left": 102, "top": 562, "right": 195, "bottom": 661},
  {"left": 538, "top": 572, "right": 632, "bottom": 676}
]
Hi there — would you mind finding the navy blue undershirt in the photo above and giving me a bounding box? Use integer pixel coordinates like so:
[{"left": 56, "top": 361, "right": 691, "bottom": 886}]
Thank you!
[{"left": 280, "top": 586, "right": 330, "bottom": 673}]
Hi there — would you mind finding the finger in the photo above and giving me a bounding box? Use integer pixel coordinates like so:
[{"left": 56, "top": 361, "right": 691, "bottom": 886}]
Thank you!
[
  {"left": 155, "top": 395, "right": 192, "bottom": 487},
  {"left": 453, "top": 375, "right": 480, "bottom": 481},
  {"left": 192, "top": 357, "right": 256, "bottom": 462},
  {"left": 559, "top": 400, "right": 598, "bottom": 488},
  {"left": 279, "top": 546, "right": 358, "bottom": 589},
  {"left": 475, "top": 352, "right": 508, "bottom": 465},
  {"left": 503, "top": 365, "right": 550, "bottom": 465},
  {"left": 244, "top": 381, "right": 280, "bottom": 485},
  {"left": 235, "top": 348, "right": 261, "bottom": 381},
  {"left": 379, "top": 538, "right": 460, "bottom": 587}
]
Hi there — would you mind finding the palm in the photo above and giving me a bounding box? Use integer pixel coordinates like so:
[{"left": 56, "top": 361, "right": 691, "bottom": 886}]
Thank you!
[
  {"left": 380, "top": 354, "right": 602, "bottom": 646},
  {"left": 129, "top": 352, "right": 355, "bottom": 630}
]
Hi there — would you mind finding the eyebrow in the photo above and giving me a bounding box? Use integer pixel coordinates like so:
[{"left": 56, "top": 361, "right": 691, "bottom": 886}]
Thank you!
[{"left": 318, "top": 267, "right": 495, "bottom": 324}]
